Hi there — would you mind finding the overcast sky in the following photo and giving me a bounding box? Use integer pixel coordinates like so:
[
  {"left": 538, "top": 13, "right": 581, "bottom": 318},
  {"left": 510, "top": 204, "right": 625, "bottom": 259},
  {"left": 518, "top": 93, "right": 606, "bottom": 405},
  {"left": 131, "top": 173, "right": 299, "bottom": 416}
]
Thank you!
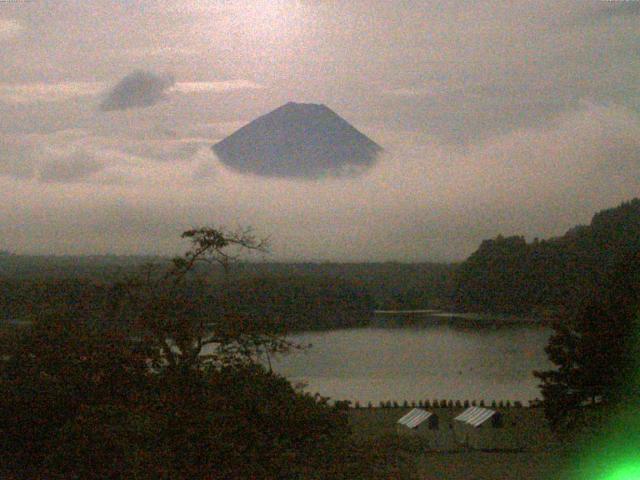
[{"left": 1, "top": 0, "right": 639, "bottom": 261}]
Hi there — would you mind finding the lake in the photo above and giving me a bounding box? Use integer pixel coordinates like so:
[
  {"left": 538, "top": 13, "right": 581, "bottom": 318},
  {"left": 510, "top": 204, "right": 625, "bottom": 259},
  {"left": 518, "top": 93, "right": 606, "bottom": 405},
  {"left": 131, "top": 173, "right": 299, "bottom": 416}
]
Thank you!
[
  {"left": 1, "top": 315, "right": 553, "bottom": 404},
  {"left": 270, "top": 323, "right": 553, "bottom": 404}
]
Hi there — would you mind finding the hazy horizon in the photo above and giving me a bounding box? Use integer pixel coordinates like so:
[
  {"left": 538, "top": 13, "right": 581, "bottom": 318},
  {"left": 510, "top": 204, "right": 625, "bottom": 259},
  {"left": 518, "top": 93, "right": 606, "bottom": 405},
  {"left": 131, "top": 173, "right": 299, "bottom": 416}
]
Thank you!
[{"left": 1, "top": 1, "right": 639, "bottom": 261}]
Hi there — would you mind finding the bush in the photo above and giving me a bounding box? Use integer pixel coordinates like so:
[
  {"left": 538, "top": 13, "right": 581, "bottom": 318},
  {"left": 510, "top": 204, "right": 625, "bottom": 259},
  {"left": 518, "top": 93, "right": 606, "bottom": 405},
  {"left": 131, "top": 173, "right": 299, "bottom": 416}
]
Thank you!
[
  {"left": 464, "top": 400, "right": 470, "bottom": 408},
  {"left": 0, "top": 313, "right": 376, "bottom": 479},
  {"left": 0, "top": 313, "right": 150, "bottom": 475}
]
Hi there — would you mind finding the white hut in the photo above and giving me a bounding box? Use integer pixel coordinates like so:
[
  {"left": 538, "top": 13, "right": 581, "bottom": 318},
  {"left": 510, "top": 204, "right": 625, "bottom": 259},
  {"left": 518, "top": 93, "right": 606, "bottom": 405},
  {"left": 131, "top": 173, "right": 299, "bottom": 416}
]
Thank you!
[
  {"left": 453, "top": 406, "right": 507, "bottom": 450},
  {"left": 396, "top": 408, "right": 456, "bottom": 449},
  {"left": 397, "top": 408, "right": 438, "bottom": 432}
]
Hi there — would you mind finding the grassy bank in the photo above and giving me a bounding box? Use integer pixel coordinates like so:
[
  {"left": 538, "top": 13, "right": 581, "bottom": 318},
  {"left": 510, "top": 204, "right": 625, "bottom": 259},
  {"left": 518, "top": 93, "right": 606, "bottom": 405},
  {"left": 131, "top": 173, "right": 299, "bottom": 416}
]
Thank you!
[{"left": 348, "top": 407, "right": 568, "bottom": 479}]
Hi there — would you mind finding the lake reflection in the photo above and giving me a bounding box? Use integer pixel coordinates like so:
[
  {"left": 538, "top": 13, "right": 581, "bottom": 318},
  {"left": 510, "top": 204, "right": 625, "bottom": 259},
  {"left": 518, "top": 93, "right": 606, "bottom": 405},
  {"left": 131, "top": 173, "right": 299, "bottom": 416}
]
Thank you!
[{"left": 271, "top": 324, "right": 553, "bottom": 404}]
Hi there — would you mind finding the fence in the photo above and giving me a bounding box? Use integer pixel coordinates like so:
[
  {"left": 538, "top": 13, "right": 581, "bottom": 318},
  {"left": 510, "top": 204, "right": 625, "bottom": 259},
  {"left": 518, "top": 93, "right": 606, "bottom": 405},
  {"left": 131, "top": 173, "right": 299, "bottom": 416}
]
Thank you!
[{"left": 347, "top": 398, "right": 541, "bottom": 409}]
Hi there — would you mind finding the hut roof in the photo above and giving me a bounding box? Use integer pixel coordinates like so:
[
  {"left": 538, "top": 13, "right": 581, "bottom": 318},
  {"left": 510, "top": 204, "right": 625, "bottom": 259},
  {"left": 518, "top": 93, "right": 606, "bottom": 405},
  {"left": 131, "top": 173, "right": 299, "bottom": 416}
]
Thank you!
[
  {"left": 454, "top": 406, "right": 496, "bottom": 427},
  {"left": 397, "top": 408, "right": 434, "bottom": 429}
]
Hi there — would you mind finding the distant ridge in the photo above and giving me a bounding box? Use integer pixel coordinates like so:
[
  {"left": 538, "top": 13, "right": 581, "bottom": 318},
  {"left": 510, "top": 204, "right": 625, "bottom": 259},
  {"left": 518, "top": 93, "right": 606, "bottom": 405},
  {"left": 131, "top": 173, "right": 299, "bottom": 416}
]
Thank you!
[
  {"left": 453, "top": 198, "right": 640, "bottom": 315},
  {"left": 212, "top": 102, "right": 383, "bottom": 178}
]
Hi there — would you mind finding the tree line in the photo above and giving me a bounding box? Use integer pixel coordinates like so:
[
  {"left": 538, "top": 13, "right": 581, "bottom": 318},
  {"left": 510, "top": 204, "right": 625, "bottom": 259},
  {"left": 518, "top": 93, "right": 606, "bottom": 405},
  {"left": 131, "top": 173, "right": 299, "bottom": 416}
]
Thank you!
[
  {"left": 0, "top": 227, "right": 415, "bottom": 479},
  {"left": 453, "top": 198, "right": 640, "bottom": 315},
  {"left": 0, "top": 261, "right": 456, "bottom": 330}
]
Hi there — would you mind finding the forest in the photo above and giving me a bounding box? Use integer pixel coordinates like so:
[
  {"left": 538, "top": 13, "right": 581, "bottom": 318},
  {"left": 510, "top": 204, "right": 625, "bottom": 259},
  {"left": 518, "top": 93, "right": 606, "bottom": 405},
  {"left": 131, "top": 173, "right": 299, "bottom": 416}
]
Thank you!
[
  {"left": 0, "top": 259, "right": 455, "bottom": 331},
  {"left": 2, "top": 200, "right": 640, "bottom": 478},
  {"left": 452, "top": 198, "right": 640, "bottom": 316},
  {"left": 0, "top": 228, "right": 413, "bottom": 479},
  {"left": 3, "top": 198, "right": 640, "bottom": 327}
]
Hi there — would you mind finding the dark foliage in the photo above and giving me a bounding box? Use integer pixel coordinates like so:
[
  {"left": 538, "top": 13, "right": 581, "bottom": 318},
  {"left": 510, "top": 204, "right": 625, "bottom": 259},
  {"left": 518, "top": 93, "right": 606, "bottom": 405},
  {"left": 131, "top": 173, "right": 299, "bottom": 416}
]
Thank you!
[
  {"left": 534, "top": 251, "right": 640, "bottom": 430},
  {"left": 210, "top": 275, "right": 376, "bottom": 331},
  {"left": 453, "top": 198, "right": 640, "bottom": 314},
  {"left": 0, "top": 310, "right": 149, "bottom": 477},
  {"left": 0, "top": 228, "right": 410, "bottom": 479},
  {"left": 0, "top": 314, "right": 369, "bottom": 478},
  {"left": 0, "top": 262, "right": 456, "bottom": 331}
]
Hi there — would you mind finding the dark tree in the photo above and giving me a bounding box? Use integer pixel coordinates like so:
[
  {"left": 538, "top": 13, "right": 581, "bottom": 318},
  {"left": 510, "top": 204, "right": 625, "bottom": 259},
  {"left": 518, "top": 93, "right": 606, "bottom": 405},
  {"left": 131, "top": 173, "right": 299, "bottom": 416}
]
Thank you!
[
  {"left": 453, "top": 198, "right": 640, "bottom": 315},
  {"left": 0, "top": 227, "right": 410, "bottom": 479},
  {"left": 535, "top": 252, "right": 640, "bottom": 430},
  {"left": 111, "top": 226, "right": 296, "bottom": 372},
  {"left": 0, "top": 308, "right": 150, "bottom": 477}
]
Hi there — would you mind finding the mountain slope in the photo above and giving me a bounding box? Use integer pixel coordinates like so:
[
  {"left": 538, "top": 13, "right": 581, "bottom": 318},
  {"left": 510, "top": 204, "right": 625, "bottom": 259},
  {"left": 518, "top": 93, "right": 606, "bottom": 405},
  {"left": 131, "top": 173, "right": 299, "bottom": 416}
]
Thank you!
[
  {"left": 452, "top": 198, "right": 640, "bottom": 314},
  {"left": 212, "top": 102, "right": 382, "bottom": 178}
]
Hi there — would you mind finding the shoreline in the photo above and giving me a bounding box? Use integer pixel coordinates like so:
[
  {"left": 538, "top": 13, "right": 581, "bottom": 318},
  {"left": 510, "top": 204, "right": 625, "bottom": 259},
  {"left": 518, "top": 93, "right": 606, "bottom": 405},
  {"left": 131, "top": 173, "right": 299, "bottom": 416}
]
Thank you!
[{"left": 371, "top": 309, "right": 551, "bottom": 326}]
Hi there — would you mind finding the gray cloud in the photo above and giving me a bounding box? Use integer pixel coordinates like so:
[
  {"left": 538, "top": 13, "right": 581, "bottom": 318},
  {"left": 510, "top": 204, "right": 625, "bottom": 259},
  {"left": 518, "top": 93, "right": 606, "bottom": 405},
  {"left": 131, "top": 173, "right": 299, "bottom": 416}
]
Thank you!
[
  {"left": 100, "top": 70, "right": 175, "bottom": 111},
  {"left": 2, "top": 100, "right": 636, "bottom": 260},
  {"left": 379, "top": 86, "right": 581, "bottom": 145},
  {"left": 38, "top": 152, "right": 104, "bottom": 183},
  {"left": 0, "top": 136, "right": 36, "bottom": 179},
  {"left": 593, "top": 1, "right": 640, "bottom": 18},
  {"left": 0, "top": 18, "right": 23, "bottom": 40},
  {"left": 1, "top": 132, "right": 115, "bottom": 184},
  {"left": 0, "top": 1, "right": 639, "bottom": 259}
]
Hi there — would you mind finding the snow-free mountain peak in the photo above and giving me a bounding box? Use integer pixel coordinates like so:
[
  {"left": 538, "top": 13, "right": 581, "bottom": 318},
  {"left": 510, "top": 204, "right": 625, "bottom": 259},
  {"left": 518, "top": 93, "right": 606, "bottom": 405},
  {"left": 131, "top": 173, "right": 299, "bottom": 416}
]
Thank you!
[{"left": 212, "top": 103, "right": 382, "bottom": 178}]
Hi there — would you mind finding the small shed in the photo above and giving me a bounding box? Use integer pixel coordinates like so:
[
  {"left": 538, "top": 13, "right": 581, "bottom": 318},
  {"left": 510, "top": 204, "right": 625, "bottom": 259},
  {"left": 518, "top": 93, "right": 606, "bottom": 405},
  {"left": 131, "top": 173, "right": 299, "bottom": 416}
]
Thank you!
[
  {"left": 397, "top": 408, "right": 438, "bottom": 432},
  {"left": 396, "top": 408, "right": 456, "bottom": 449},
  {"left": 453, "top": 406, "right": 507, "bottom": 450}
]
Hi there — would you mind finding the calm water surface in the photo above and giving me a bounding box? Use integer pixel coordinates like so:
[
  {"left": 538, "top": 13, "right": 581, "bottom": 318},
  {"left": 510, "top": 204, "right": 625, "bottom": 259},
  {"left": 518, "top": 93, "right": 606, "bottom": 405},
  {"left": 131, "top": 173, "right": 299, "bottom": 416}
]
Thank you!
[{"left": 271, "top": 324, "right": 552, "bottom": 404}]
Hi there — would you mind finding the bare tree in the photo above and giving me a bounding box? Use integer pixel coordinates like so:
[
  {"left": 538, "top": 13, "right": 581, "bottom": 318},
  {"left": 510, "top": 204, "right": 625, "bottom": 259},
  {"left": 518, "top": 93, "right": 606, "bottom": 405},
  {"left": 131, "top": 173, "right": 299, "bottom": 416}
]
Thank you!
[{"left": 114, "top": 226, "right": 296, "bottom": 372}]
